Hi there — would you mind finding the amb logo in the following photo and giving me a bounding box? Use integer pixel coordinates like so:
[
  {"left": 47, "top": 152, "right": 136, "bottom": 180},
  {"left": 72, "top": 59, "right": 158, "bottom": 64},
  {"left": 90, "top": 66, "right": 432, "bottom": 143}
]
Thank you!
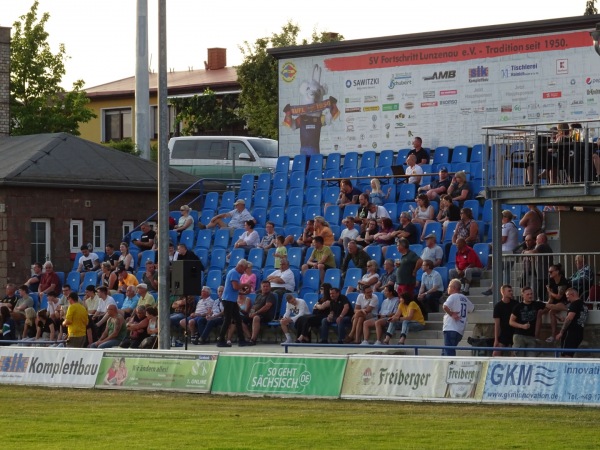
[{"left": 423, "top": 71, "right": 456, "bottom": 81}]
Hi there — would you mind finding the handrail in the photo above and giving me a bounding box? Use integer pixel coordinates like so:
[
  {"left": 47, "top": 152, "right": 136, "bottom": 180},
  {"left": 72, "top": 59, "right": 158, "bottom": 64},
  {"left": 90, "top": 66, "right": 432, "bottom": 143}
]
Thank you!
[
  {"left": 280, "top": 342, "right": 598, "bottom": 357},
  {"left": 2, "top": 339, "right": 67, "bottom": 346}
]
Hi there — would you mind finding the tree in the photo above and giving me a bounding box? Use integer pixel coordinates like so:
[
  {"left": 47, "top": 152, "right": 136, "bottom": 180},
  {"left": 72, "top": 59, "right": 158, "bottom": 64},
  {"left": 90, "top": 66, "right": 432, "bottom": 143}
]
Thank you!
[
  {"left": 170, "top": 89, "right": 245, "bottom": 136},
  {"left": 585, "top": 0, "right": 598, "bottom": 15},
  {"left": 10, "top": 1, "right": 95, "bottom": 136},
  {"left": 236, "top": 22, "right": 343, "bottom": 140}
]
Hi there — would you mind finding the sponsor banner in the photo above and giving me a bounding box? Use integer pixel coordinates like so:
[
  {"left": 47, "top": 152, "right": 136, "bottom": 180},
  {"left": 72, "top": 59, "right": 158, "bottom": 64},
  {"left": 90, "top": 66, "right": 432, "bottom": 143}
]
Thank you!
[
  {"left": 483, "top": 359, "right": 600, "bottom": 405},
  {"left": 341, "top": 356, "right": 486, "bottom": 401},
  {"left": 95, "top": 350, "right": 218, "bottom": 392},
  {"left": 0, "top": 347, "right": 101, "bottom": 387},
  {"left": 211, "top": 353, "right": 346, "bottom": 398}
]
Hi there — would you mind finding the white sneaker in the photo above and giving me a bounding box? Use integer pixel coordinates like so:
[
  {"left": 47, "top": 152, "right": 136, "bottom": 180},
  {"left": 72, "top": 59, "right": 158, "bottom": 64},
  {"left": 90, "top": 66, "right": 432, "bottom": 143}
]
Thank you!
[
  {"left": 360, "top": 340, "right": 370, "bottom": 346},
  {"left": 374, "top": 340, "right": 382, "bottom": 345},
  {"left": 283, "top": 338, "right": 294, "bottom": 344},
  {"left": 545, "top": 336, "right": 555, "bottom": 343}
]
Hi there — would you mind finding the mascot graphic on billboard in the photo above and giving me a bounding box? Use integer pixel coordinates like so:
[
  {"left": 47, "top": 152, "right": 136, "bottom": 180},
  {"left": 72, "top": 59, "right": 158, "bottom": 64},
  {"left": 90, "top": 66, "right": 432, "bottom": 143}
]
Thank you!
[{"left": 283, "top": 64, "right": 340, "bottom": 155}]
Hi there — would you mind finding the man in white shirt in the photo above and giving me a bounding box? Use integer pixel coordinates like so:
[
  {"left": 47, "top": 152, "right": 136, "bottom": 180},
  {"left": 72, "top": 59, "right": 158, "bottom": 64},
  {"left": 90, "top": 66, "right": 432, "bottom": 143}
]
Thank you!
[
  {"left": 405, "top": 154, "right": 423, "bottom": 186},
  {"left": 420, "top": 234, "right": 444, "bottom": 267},
  {"left": 207, "top": 198, "right": 254, "bottom": 234},
  {"left": 366, "top": 202, "right": 390, "bottom": 222},
  {"left": 280, "top": 294, "right": 310, "bottom": 344},
  {"left": 265, "top": 259, "right": 295, "bottom": 297},
  {"left": 77, "top": 245, "right": 100, "bottom": 282},
  {"left": 417, "top": 259, "right": 444, "bottom": 313},
  {"left": 442, "top": 278, "right": 475, "bottom": 356},
  {"left": 338, "top": 216, "right": 360, "bottom": 254}
]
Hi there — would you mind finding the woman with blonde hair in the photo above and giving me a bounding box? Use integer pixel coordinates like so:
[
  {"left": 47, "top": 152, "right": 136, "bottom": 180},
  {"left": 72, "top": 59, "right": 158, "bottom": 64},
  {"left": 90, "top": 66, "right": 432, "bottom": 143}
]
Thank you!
[
  {"left": 366, "top": 178, "right": 391, "bottom": 206},
  {"left": 21, "top": 307, "right": 37, "bottom": 341},
  {"left": 447, "top": 171, "right": 471, "bottom": 208},
  {"left": 313, "top": 216, "right": 334, "bottom": 246}
]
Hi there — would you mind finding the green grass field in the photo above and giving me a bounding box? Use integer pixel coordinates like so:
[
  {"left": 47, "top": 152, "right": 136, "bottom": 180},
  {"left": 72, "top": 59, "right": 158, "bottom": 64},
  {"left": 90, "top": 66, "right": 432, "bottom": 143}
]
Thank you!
[{"left": 2, "top": 386, "right": 597, "bottom": 449}]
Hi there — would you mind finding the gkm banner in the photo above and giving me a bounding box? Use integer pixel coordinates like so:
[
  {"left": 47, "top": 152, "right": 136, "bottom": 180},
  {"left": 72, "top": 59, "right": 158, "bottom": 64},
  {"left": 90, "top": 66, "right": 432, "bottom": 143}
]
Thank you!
[
  {"left": 277, "top": 28, "right": 598, "bottom": 155},
  {"left": 0, "top": 347, "right": 102, "bottom": 387},
  {"left": 341, "top": 356, "right": 486, "bottom": 402}
]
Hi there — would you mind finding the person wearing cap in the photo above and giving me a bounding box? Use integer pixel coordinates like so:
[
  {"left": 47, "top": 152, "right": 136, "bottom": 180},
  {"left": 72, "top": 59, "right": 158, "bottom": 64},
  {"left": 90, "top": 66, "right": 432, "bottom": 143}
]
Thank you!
[
  {"left": 136, "top": 283, "right": 156, "bottom": 308},
  {"left": 418, "top": 165, "right": 451, "bottom": 201},
  {"left": 206, "top": 197, "right": 254, "bottom": 234},
  {"left": 173, "top": 205, "right": 194, "bottom": 236},
  {"left": 420, "top": 234, "right": 443, "bottom": 267}
]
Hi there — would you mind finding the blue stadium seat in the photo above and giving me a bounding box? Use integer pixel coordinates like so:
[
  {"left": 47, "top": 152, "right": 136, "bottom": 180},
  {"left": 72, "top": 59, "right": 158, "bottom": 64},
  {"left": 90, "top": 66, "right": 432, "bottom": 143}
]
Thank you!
[
  {"left": 237, "top": 189, "right": 253, "bottom": 209},
  {"left": 360, "top": 151, "right": 377, "bottom": 169},
  {"left": 342, "top": 268, "right": 363, "bottom": 291},
  {"left": 209, "top": 249, "right": 227, "bottom": 271},
  {"left": 271, "top": 189, "right": 287, "bottom": 208},
  {"left": 378, "top": 150, "right": 395, "bottom": 168},
  {"left": 323, "top": 268, "right": 342, "bottom": 289},
  {"left": 305, "top": 187, "right": 322, "bottom": 207},
  {"left": 252, "top": 207, "right": 267, "bottom": 227},
  {"left": 205, "top": 269, "right": 222, "bottom": 292},
  {"left": 240, "top": 174, "right": 255, "bottom": 192},
  {"left": 339, "top": 168, "right": 358, "bottom": 179},
  {"left": 253, "top": 189, "right": 269, "bottom": 209},
  {"left": 194, "top": 248, "right": 209, "bottom": 269},
  {"left": 323, "top": 186, "right": 340, "bottom": 205},
  {"left": 289, "top": 171, "right": 305, "bottom": 189},
  {"left": 287, "top": 247, "right": 302, "bottom": 270},
  {"left": 288, "top": 188, "right": 304, "bottom": 207},
  {"left": 324, "top": 205, "right": 341, "bottom": 227},
  {"left": 231, "top": 229, "right": 245, "bottom": 246},
  {"left": 452, "top": 163, "right": 471, "bottom": 180},
  {"left": 307, "top": 154, "right": 324, "bottom": 172},
  {"left": 113, "top": 293, "right": 125, "bottom": 309},
  {"left": 385, "top": 245, "right": 402, "bottom": 262},
  {"left": 139, "top": 250, "right": 156, "bottom": 265},
  {"left": 444, "top": 221, "right": 458, "bottom": 244},
  {"left": 199, "top": 210, "right": 214, "bottom": 228},
  {"left": 306, "top": 169, "right": 322, "bottom": 188},
  {"left": 432, "top": 146, "right": 450, "bottom": 165},
  {"left": 364, "top": 245, "right": 382, "bottom": 266},
  {"left": 343, "top": 203, "right": 359, "bottom": 218},
  {"left": 263, "top": 248, "right": 277, "bottom": 271},
  {"left": 434, "top": 266, "right": 449, "bottom": 288},
  {"left": 451, "top": 145, "right": 469, "bottom": 163},
  {"left": 463, "top": 200, "right": 480, "bottom": 220},
  {"left": 228, "top": 248, "right": 245, "bottom": 269},
  {"left": 179, "top": 230, "right": 195, "bottom": 250},
  {"left": 275, "top": 156, "right": 290, "bottom": 174},
  {"left": 304, "top": 205, "right": 321, "bottom": 221},
  {"left": 269, "top": 207, "right": 285, "bottom": 227},
  {"left": 323, "top": 168, "right": 340, "bottom": 180},
  {"left": 325, "top": 153, "right": 341, "bottom": 171},
  {"left": 80, "top": 272, "right": 99, "bottom": 292},
  {"left": 202, "top": 192, "right": 219, "bottom": 211},
  {"left": 445, "top": 245, "right": 458, "bottom": 270},
  {"left": 421, "top": 222, "right": 442, "bottom": 243},
  {"left": 220, "top": 191, "right": 235, "bottom": 210},
  {"left": 330, "top": 245, "right": 342, "bottom": 268},
  {"left": 213, "top": 229, "right": 230, "bottom": 250},
  {"left": 303, "top": 292, "right": 319, "bottom": 310},
  {"left": 398, "top": 183, "right": 417, "bottom": 202},
  {"left": 286, "top": 206, "right": 303, "bottom": 227},
  {"left": 473, "top": 243, "right": 490, "bottom": 269},
  {"left": 256, "top": 173, "right": 271, "bottom": 192},
  {"left": 284, "top": 225, "right": 304, "bottom": 242},
  {"left": 272, "top": 172, "right": 288, "bottom": 191},
  {"left": 66, "top": 271, "right": 80, "bottom": 291},
  {"left": 247, "top": 248, "right": 264, "bottom": 269},
  {"left": 299, "top": 269, "right": 321, "bottom": 297},
  {"left": 343, "top": 151, "right": 359, "bottom": 170},
  {"left": 383, "top": 203, "right": 398, "bottom": 223},
  {"left": 71, "top": 252, "right": 83, "bottom": 272},
  {"left": 195, "top": 229, "right": 212, "bottom": 251},
  {"left": 396, "top": 148, "right": 411, "bottom": 165},
  {"left": 470, "top": 162, "right": 483, "bottom": 180},
  {"left": 470, "top": 144, "right": 485, "bottom": 163},
  {"left": 291, "top": 155, "right": 307, "bottom": 173},
  {"left": 409, "top": 244, "right": 423, "bottom": 255}
]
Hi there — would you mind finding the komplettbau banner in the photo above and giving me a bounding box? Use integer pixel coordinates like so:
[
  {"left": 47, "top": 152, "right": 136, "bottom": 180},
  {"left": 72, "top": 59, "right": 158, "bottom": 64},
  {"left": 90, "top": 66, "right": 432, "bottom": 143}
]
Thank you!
[
  {"left": 94, "top": 350, "right": 218, "bottom": 392},
  {"left": 211, "top": 353, "right": 347, "bottom": 398},
  {"left": 341, "top": 355, "right": 487, "bottom": 402},
  {"left": 0, "top": 347, "right": 102, "bottom": 387}
]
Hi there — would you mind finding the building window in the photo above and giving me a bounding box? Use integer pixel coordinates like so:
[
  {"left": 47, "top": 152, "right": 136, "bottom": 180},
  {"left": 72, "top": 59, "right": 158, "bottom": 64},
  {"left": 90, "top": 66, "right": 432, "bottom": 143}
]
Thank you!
[
  {"left": 93, "top": 220, "right": 106, "bottom": 252},
  {"left": 122, "top": 221, "right": 134, "bottom": 239},
  {"left": 70, "top": 220, "right": 83, "bottom": 253},
  {"left": 31, "top": 219, "right": 51, "bottom": 264},
  {"left": 151, "top": 104, "right": 175, "bottom": 139},
  {"left": 103, "top": 107, "right": 132, "bottom": 142}
]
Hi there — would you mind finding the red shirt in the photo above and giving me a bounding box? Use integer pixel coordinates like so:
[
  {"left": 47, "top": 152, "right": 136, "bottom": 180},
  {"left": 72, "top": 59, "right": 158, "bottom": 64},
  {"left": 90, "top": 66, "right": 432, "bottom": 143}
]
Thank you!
[
  {"left": 39, "top": 272, "right": 61, "bottom": 294},
  {"left": 455, "top": 246, "right": 483, "bottom": 271}
]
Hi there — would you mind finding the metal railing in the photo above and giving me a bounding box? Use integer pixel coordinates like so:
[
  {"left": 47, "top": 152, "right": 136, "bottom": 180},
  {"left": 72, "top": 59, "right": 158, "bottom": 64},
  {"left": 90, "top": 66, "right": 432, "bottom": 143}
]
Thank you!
[
  {"left": 280, "top": 342, "right": 599, "bottom": 357},
  {"left": 482, "top": 119, "right": 600, "bottom": 188},
  {"left": 500, "top": 252, "right": 600, "bottom": 307}
]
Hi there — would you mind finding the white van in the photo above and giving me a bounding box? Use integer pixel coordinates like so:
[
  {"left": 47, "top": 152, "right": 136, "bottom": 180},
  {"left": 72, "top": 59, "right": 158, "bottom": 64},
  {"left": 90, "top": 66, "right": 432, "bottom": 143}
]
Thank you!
[{"left": 168, "top": 136, "right": 278, "bottom": 179}]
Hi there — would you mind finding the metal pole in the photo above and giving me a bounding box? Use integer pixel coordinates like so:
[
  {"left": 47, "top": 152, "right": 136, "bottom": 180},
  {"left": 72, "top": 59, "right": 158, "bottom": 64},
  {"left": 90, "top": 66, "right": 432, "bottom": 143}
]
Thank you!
[
  {"left": 135, "top": 0, "right": 150, "bottom": 160},
  {"left": 157, "top": 0, "right": 170, "bottom": 349}
]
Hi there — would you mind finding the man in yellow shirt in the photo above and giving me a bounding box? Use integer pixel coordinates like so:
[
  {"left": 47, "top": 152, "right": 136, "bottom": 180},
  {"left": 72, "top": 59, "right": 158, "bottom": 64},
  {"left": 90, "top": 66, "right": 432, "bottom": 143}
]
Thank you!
[{"left": 62, "top": 292, "right": 89, "bottom": 348}]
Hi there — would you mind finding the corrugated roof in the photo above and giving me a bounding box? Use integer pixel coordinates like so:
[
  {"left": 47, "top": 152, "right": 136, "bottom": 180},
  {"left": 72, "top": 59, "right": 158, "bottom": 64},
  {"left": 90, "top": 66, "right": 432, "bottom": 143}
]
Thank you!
[
  {"left": 0, "top": 133, "right": 211, "bottom": 191},
  {"left": 85, "top": 67, "right": 239, "bottom": 98}
]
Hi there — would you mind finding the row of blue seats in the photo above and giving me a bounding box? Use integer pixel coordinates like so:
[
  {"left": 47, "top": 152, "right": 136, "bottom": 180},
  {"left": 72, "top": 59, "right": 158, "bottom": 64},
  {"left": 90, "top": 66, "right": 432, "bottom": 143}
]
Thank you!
[
  {"left": 273, "top": 145, "right": 487, "bottom": 176},
  {"left": 16, "top": 291, "right": 135, "bottom": 312}
]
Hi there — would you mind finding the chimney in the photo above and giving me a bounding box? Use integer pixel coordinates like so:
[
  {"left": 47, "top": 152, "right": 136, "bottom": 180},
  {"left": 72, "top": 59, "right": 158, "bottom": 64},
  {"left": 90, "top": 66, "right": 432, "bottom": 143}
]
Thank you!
[{"left": 207, "top": 48, "right": 226, "bottom": 70}]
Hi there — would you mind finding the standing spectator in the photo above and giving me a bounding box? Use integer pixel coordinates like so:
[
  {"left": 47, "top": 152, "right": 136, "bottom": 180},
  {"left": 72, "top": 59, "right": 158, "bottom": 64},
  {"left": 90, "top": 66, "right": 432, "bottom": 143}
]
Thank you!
[
  {"left": 448, "top": 238, "right": 483, "bottom": 295},
  {"left": 341, "top": 240, "right": 370, "bottom": 277},
  {"left": 556, "top": 288, "right": 588, "bottom": 357},
  {"left": 452, "top": 207, "right": 479, "bottom": 247},
  {"left": 319, "top": 287, "right": 353, "bottom": 344},
  {"left": 386, "top": 292, "right": 426, "bottom": 345},
  {"left": 173, "top": 205, "right": 194, "bottom": 236},
  {"left": 492, "top": 285, "right": 518, "bottom": 356},
  {"left": 543, "top": 263, "right": 570, "bottom": 343},
  {"left": 62, "top": 292, "right": 89, "bottom": 348},
  {"left": 301, "top": 236, "right": 335, "bottom": 284},
  {"left": 442, "top": 279, "right": 474, "bottom": 356},
  {"left": 38, "top": 262, "right": 61, "bottom": 299},
  {"left": 207, "top": 199, "right": 253, "bottom": 233},
  {"left": 394, "top": 238, "right": 422, "bottom": 295},
  {"left": 509, "top": 286, "right": 545, "bottom": 357},
  {"left": 417, "top": 259, "right": 443, "bottom": 313},
  {"left": 24, "top": 263, "right": 43, "bottom": 293},
  {"left": 522, "top": 232, "right": 553, "bottom": 301},
  {"left": 345, "top": 286, "right": 378, "bottom": 344},
  {"left": 418, "top": 166, "right": 451, "bottom": 201},
  {"left": 280, "top": 294, "right": 310, "bottom": 344},
  {"left": 501, "top": 210, "right": 519, "bottom": 254},
  {"left": 446, "top": 171, "right": 471, "bottom": 207},
  {"left": 519, "top": 205, "right": 544, "bottom": 241},
  {"left": 169, "top": 296, "right": 195, "bottom": 346},
  {"left": 216, "top": 259, "right": 252, "bottom": 347},
  {"left": 569, "top": 254, "right": 594, "bottom": 298},
  {"left": 408, "top": 136, "right": 430, "bottom": 164},
  {"left": 420, "top": 234, "right": 444, "bottom": 267},
  {"left": 245, "top": 281, "right": 277, "bottom": 345},
  {"left": 405, "top": 154, "right": 423, "bottom": 187}
]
